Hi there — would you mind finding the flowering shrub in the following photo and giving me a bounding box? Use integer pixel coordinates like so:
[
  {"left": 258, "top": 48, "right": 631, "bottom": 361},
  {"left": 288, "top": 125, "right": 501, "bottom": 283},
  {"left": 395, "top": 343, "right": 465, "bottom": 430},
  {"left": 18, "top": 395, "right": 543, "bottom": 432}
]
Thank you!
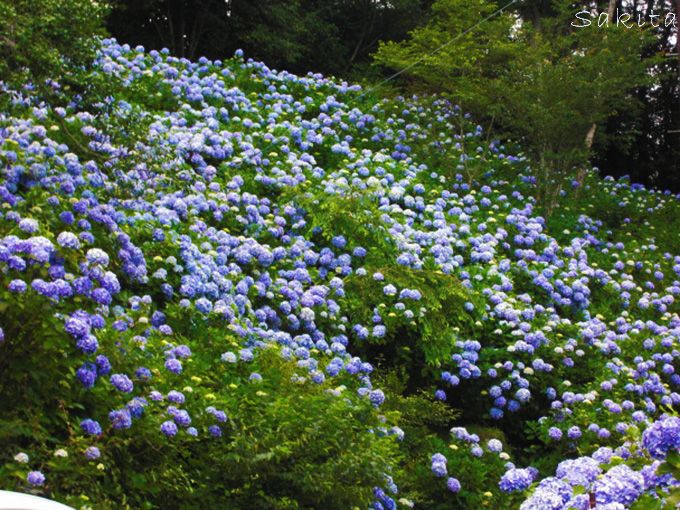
[
  {"left": 1, "top": 39, "right": 679, "bottom": 508},
  {"left": 520, "top": 415, "right": 680, "bottom": 509}
]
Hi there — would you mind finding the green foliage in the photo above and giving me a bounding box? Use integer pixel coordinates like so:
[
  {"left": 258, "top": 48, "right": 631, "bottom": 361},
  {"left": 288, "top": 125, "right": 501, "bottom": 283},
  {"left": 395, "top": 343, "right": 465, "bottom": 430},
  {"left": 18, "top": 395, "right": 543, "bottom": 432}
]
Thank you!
[
  {"left": 284, "top": 186, "right": 397, "bottom": 263},
  {"left": 374, "top": 0, "right": 522, "bottom": 117},
  {"left": 374, "top": 0, "right": 657, "bottom": 209},
  {"left": 374, "top": 372, "right": 520, "bottom": 510},
  {"left": 344, "top": 264, "right": 477, "bottom": 368},
  {"left": 547, "top": 171, "right": 680, "bottom": 256},
  {"left": 0, "top": 301, "right": 401, "bottom": 509},
  {"left": 0, "top": 0, "right": 108, "bottom": 88}
]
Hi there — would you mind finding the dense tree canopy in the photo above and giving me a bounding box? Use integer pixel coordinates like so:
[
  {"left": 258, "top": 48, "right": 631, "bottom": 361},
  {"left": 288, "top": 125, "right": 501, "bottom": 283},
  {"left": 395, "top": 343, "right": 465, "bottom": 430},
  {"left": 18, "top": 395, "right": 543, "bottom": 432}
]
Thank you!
[
  {"left": 0, "top": 0, "right": 108, "bottom": 88},
  {"left": 106, "top": 0, "right": 430, "bottom": 76}
]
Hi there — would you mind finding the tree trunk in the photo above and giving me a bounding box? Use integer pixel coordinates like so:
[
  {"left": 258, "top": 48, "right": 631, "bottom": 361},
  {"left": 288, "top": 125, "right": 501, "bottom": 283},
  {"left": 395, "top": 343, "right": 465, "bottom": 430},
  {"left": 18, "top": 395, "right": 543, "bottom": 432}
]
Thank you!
[
  {"left": 575, "top": 123, "right": 598, "bottom": 192},
  {"left": 585, "top": 124, "right": 597, "bottom": 150},
  {"left": 607, "top": 0, "right": 616, "bottom": 19}
]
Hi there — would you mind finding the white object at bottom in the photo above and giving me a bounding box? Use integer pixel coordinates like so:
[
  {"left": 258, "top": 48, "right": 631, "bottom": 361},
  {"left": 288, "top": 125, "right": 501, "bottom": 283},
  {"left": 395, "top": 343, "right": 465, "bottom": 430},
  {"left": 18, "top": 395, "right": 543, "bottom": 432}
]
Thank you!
[{"left": 0, "top": 491, "right": 74, "bottom": 510}]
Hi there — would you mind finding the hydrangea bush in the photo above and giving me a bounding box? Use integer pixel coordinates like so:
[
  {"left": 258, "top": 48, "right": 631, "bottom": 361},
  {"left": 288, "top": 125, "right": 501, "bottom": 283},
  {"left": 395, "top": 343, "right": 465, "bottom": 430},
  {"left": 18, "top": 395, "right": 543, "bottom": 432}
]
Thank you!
[
  {"left": 0, "top": 39, "right": 679, "bottom": 509},
  {"left": 520, "top": 415, "right": 680, "bottom": 509}
]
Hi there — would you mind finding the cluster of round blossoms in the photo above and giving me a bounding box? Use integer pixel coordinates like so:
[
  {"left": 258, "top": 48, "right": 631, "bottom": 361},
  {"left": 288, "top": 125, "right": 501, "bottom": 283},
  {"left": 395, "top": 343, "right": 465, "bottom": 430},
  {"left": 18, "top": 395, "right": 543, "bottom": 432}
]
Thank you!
[
  {"left": 1, "top": 38, "right": 679, "bottom": 506},
  {"left": 520, "top": 415, "right": 680, "bottom": 509}
]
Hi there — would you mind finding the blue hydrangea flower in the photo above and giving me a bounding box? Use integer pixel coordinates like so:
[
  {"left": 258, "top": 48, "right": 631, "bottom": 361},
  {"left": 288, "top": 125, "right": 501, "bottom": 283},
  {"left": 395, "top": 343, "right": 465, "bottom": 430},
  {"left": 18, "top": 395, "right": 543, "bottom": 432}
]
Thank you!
[
  {"left": 27, "top": 470, "right": 45, "bottom": 486},
  {"left": 165, "top": 358, "right": 183, "bottom": 374},
  {"left": 81, "top": 419, "right": 102, "bottom": 436},
  {"left": 499, "top": 468, "right": 535, "bottom": 493},
  {"left": 109, "top": 408, "right": 132, "bottom": 430},
  {"left": 556, "top": 457, "right": 601, "bottom": 488},
  {"left": 110, "top": 374, "right": 134, "bottom": 393},
  {"left": 642, "top": 415, "right": 680, "bottom": 459},
  {"left": 487, "top": 439, "right": 503, "bottom": 453},
  {"left": 84, "top": 446, "right": 101, "bottom": 460},
  {"left": 592, "top": 465, "right": 644, "bottom": 506},
  {"left": 161, "top": 420, "right": 178, "bottom": 437},
  {"left": 447, "top": 477, "right": 461, "bottom": 493},
  {"left": 369, "top": 389, "right": 385, "bottom": 407}
]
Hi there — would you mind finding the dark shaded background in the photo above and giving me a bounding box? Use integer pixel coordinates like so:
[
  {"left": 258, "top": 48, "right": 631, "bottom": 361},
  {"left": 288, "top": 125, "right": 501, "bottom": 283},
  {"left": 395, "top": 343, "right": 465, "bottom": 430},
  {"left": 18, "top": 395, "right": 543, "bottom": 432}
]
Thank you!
[{"left": 107, "top": 0, "right": 680, "bottom": 192}]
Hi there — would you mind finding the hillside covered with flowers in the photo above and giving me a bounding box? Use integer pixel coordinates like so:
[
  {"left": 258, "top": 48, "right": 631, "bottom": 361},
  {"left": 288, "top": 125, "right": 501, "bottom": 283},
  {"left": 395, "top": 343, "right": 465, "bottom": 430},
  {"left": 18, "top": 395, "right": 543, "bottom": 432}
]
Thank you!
[{"left": 1, "top": 40, "right": 679, "bottom": 509}]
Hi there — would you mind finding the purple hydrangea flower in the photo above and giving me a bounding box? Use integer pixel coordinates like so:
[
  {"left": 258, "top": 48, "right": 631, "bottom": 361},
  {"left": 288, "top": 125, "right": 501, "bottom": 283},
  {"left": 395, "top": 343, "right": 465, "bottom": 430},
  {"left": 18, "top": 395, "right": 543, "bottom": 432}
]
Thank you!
[
  {"left": 642, "top": 416, "right": 680, "bottom": 459},
  {"left": 556, "top": 457, "right": 601, "bottom": 488},
  {"left": 447, "top": 477, "right": 461, "bottom": 493},
  {"left": 109, "top": 408, "right": 132, "bottom": 429},
  {"left": 57, "top": 231, "right": 80, "bottom": 249},
  {"left": 110, "top": 374, "right": 133, "bottom": 393},
  {"left": 499, "top": 468, "right": 535, "bottom": 493},
  {"left": 548, "top": 427, "right": 563, "bottom": 440},
  {"left": 432, "top": 461, "right": 448, "bottom": 477},
  {"left": 369, "top": 389, "right": 385, "bottom": 407},
  {"left": 27, "top": 471, "right": 45, "bottom": 486},
  {"left": 161, "top": 420, "right": 178, "bottom": 437},
  {"left": 8, "top": 279, "right": 27, "bottom": 293},
  {"left": 592, "top": 465, "right": 644, "bottom": 506},
  {"left": 165, "top": 358, "right": 182, "bottom": 374},
  {"left": 167, "top": 390, "right": 185, "bottom": 404},
  {"left": 81, "top": 419, "right": 102, "bottom": 436},
  {"left": 487, "top": 439, "right": 503, "bottom": 453},
  {"left": 84, "top": 446, "right": 101, "bottom": 460}
]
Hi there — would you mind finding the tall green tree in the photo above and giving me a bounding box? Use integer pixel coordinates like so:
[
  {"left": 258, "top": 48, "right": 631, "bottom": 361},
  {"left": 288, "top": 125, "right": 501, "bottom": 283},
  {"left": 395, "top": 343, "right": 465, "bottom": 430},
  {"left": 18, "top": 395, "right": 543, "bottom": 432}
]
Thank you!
[
  {"left": 0, "top": 0, "right": 108, "bottom": 87},
  {"left": 374, "top": 0, "right": 523, "bottom": 117},
  {"left": 374, "top": 0, "right": 656, "bottom": 209}
]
